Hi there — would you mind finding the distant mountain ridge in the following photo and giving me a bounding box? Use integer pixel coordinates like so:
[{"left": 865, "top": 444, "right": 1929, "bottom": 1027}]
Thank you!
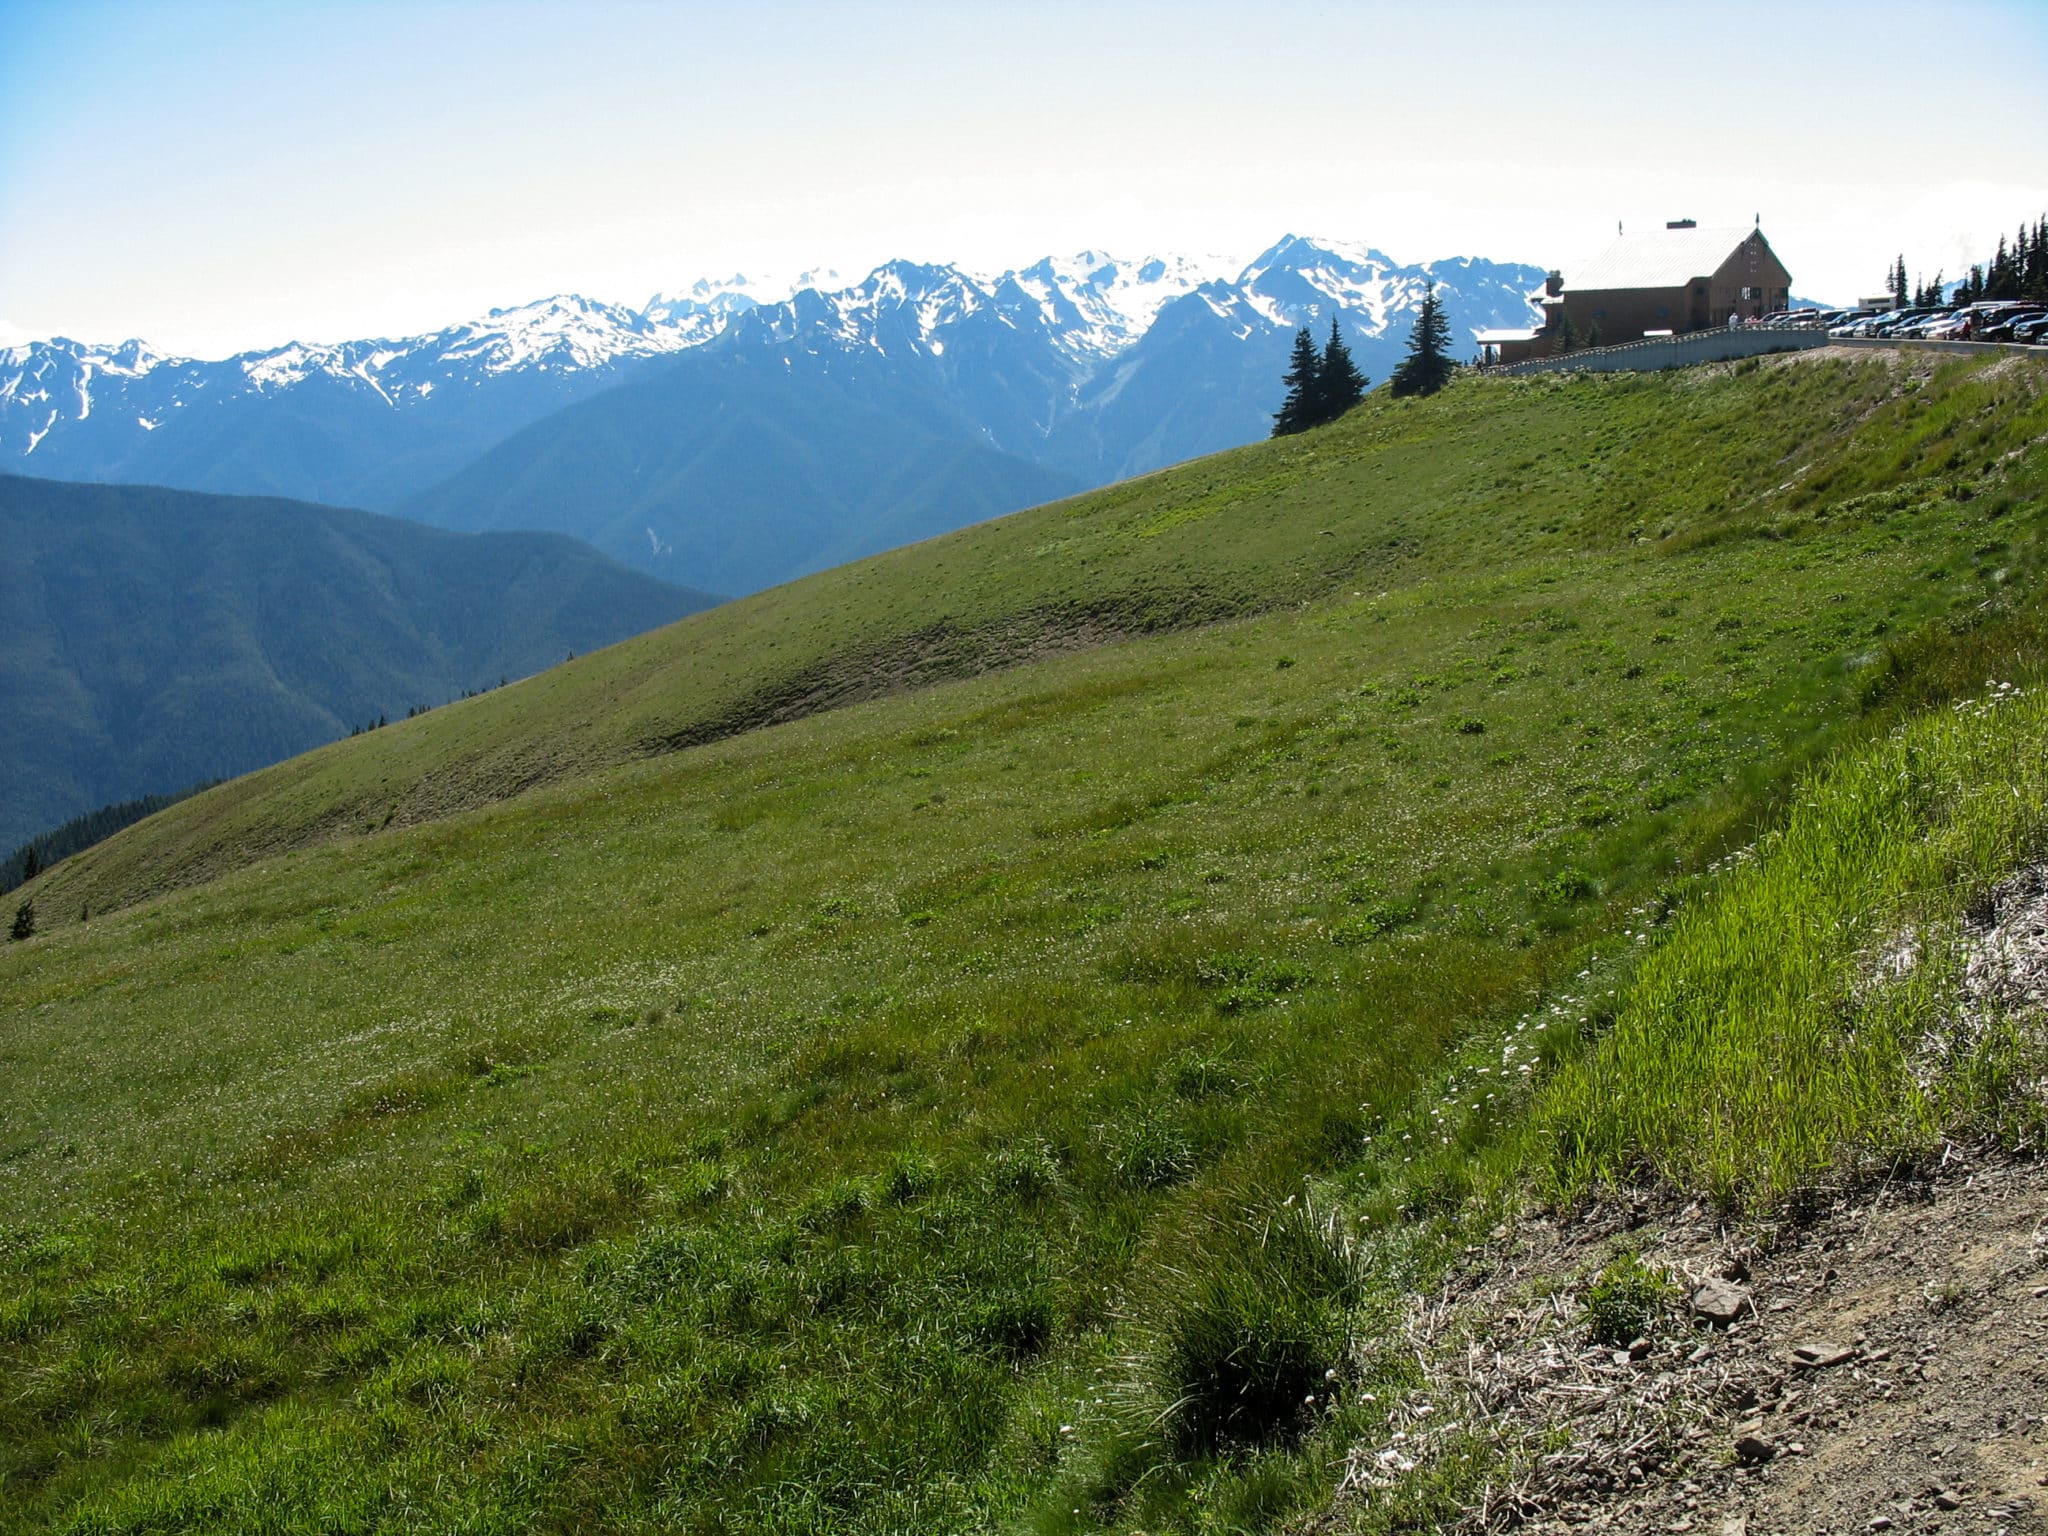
[
  {"left": 0, "top": 474, "right": 717, "bottom": 848},
  {"left": 3, "top": 237, "right": 1546, "bottom": 591}
]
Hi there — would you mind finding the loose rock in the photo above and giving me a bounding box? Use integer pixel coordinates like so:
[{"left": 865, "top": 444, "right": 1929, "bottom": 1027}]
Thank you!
[
  {"left": 1733, "top": 1423, "right": 1777, "bottom": 1465},
  {"left": 1692, "top": 1278, "right": 1753, "bottom": 1324},
  {"left": 1790, "top": 1341, "right": 1858, "bottom": 1369}
]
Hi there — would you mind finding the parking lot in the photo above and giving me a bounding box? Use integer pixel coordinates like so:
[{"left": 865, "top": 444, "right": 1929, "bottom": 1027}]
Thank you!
[{"left": 1791, "top": 298, "right": 2048, "bottom": 344}]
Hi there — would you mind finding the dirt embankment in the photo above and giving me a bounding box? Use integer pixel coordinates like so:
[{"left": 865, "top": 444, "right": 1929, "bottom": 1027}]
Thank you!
[{"left": 1331, "top": 1160, "right": 2046, "bottom": 1535}]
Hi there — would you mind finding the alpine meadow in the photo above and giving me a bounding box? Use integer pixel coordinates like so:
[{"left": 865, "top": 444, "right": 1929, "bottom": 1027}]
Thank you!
[{"left": 6, "top": 345, "right": 2048, "bottom": 1532}]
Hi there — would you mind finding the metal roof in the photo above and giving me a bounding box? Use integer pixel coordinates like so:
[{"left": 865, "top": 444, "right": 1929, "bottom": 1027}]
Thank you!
[
  {"left": 1473, "top": 327, "right": 1539, "bottom": 343},
  {"left": 1567, "top": 226, "right": 1758, "bottom": 292}
]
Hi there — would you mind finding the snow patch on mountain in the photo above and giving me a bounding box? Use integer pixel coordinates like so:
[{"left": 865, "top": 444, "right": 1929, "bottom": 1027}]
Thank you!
[{"left": 1002, "top": 250, "right": 1235, "bottom": 359}]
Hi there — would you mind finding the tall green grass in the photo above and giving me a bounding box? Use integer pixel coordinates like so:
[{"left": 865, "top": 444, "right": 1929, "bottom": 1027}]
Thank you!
[{"left": 1536, "top": 684, "right": 2048, "bottom": 1208}]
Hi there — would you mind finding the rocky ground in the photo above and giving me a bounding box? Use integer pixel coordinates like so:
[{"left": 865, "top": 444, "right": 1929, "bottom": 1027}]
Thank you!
[{"left": 1327, "top": 868, "right": 2048, "bottom": 1535}]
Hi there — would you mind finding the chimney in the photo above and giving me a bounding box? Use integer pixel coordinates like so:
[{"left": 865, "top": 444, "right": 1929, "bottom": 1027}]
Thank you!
[
  {"left": 1545, "top": 270, "right": 1564, "bottom": 297},
  {"left": 1667, "top": 218, "right": 1697, "bottom": 229}
]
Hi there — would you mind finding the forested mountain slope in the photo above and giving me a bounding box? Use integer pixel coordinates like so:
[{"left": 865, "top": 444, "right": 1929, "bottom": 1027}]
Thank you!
[{"left": 0, "top": 475, "right": 717, "bottom": 847}]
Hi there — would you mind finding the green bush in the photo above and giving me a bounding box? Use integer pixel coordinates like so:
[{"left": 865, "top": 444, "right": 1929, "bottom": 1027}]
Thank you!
[
  {"left": 1151, "top": 1199, "right": 1360, "bottom": 1453},
  {"left": 1582, "top": 1255, "right": 1668, "bottom": 1346}
]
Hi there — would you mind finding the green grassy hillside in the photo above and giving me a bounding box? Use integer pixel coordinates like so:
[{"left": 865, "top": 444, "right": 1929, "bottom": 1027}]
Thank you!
[
  {"left": 40, "top": 351, "right": 2043, "bottom": 924},
  {"left": 3, "top": 352, "right": 2045, "bottom": 1535}
]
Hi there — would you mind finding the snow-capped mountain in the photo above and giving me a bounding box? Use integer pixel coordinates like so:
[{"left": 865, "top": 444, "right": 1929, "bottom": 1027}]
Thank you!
[
  {"left": 2, "top": 236, "right": 1545, "bottom": 587},
  {"left": 990, "top": 250, "right": 1238, "bottom": 360},
  {"left": 0, "top": 294, "right": 715, "bottom": 507},
  {"left": 640, "top": 274, "right": 770, "bottom": 335}
]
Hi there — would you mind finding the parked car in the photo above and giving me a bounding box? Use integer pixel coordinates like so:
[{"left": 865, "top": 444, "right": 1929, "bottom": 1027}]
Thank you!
[
  {"left": 1843, "top": 307, "right": 1923, "bottom": 338},
  {"left": 1873, "top": 307, "right": 1946, "bottom": 337},
  {"left": 1830, "top": 309, "right": 1893, "bottom": 338},
  {"left": 2012, "top": 314, "right": 2048, "bottom": 345},
  {"left": 1921, "top": 312, "right": 1974, "bottom": 340},
  {"left": 1977, "top": 304, "right": 2046, "bottom": 341},
  {"left": 1902, "top": 309, "right": 1966, "bottom": 338}
]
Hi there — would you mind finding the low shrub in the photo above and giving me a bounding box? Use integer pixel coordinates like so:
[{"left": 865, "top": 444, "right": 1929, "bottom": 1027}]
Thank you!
[
  {"left": 1582, "top": 1255, "right": 1668, "bottom": 1346},
  {"left": 1150, "top": 1198, "right": 1361, "bottom": 1454}
]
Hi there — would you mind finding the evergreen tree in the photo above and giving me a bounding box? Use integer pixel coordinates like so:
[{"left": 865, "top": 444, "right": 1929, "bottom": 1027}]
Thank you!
[
  {"left": 1391, "top": 281, "right": 1455, "bottom": 397},
  {"left": 1314, "top": 318, "right": 1367, "bottom": 423},
  {"left": 1553, "top": 309, "right": 1580, "bottom": 355},
  {"left": 1271, "top": 327, "right": 1321, "bottom": 437},
  {"left": 10, "top": 901, "right": 33, "bottom": 941},
  {"left": 1891, "top": 255, "right": 1908, "bottom": 308},
  {"left": 1585, "top": 319, "right": 1603, "bottom": 350},
  {"left": 1991, "top": 233, "right": 2020, "bottom": 300},
  {"left": 21, "top": 844, "right": 40, "bottom": 882}
]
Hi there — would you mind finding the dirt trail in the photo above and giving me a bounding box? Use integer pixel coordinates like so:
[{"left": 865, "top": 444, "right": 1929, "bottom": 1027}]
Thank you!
[{"left": 1330, "top": 1158, "right": 2048, "bottom": 1535}]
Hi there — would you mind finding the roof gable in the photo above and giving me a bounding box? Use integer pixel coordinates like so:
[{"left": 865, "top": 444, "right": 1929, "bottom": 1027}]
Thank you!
[{"left": 1568, "top": 226, "right": 1766, "bottom": 291}]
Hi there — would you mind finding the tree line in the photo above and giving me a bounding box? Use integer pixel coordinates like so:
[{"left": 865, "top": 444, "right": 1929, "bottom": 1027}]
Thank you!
[
  {"left": 1271, "top": 282, "right": 1455, "bottom": 436},
  {"left": 5, "top": 779, "right": 226, "bottom": 940},
  {"left": 2, "top": 781, "right": 222, "bottom": 898},
  {"left": 1888, "top": 211, "right": 2048, "bottom": 308}
]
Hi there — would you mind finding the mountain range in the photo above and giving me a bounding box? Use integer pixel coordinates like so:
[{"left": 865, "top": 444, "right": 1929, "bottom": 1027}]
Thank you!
[
  {"left": 2, "top": 237, "right": 1545, "bottom": 594},
  {"left": 0, "top": 474, "right": 716, "bottom": 849}
]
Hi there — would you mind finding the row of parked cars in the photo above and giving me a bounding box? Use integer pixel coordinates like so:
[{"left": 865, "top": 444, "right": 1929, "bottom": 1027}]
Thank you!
[{"left": 1813, "top": 300, "right": 2048, "bottom": 344}]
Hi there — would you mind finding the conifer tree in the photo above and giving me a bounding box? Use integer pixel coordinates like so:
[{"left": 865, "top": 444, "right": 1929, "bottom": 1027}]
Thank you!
[
  {"left": 1991, "top": 233, "right": 2019, "bottom": 300},
  {"left": 1271, "top": 328, "right": 1321, "bottom": 437},
  {"left": 1891, "top": 255, "right": 1908, "bottom": 308},
  {"left": 1314, "top": 318, "right": 1367, "bottom": 423},
  {"left": 1553, "top": 309, "right": 1580, "bottom": 356},
  {"left": 21, "top": 844, "right": 40, "bottom": 882},
  {"left": 1391, "top": 281, "right": 1455, "bottom": 397},
  {"left": 10, "top": 901, "right": 33, "bottom": 941}
]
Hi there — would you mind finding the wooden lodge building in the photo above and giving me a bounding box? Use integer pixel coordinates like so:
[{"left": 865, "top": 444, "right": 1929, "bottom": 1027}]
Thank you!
[{"left": 1477, "top": 221, "right": 1793, "bottom": 364}]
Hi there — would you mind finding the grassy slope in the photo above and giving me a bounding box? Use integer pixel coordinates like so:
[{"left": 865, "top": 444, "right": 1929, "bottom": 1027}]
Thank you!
[
  {"left": 1536, "top": 682, "right": 2048, "bottom": 1207},
  {"left": 36, "top": 351, "right": 2037, "bottom": 921},
  {"left": 3, "top": 353, "right": 2045, "bottom": 1534}
]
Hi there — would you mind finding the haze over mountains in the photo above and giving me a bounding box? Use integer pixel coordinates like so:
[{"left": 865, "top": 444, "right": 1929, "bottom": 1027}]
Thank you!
[{"left": 3, "top": 237, "right": 1545, "bottom": 594}]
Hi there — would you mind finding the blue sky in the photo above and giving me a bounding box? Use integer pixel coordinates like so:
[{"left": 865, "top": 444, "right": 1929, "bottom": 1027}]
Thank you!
[{"left": 3, "top": 0, "right": 2044, "bottom": 355}]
